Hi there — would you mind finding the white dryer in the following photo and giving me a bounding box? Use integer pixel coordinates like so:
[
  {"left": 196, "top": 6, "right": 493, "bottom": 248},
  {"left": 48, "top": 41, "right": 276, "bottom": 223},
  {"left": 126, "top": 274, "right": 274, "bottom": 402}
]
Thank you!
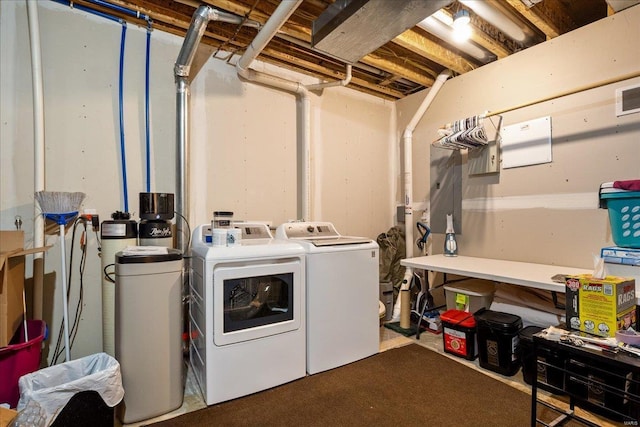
[
  {"left": 190, "top": 223, "right": 306, "bottom": 405},
  {"left": 275, "top": 221, "right": 379, "bottom": 374}
]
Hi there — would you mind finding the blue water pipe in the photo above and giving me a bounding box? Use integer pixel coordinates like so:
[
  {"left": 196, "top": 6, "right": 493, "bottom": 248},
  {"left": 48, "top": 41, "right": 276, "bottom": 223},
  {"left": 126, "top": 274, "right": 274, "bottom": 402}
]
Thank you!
[
  {"left": 50, "top": 0, "right": 123, "bottom": 24},
  {"left": 118, "top": 23, "right": 129, "bottom": 212},
  {"left": 145, "top": 26, "right": 152, "bottom": 193},
  {"left": 84, "top": 0, "right": 154, "bottom": 192},
  {"left": 85, "top": 0, "right": 150, "bottom": 21},
  {"left": 50, "top": 0, "right": 154, "bottom": 207}
]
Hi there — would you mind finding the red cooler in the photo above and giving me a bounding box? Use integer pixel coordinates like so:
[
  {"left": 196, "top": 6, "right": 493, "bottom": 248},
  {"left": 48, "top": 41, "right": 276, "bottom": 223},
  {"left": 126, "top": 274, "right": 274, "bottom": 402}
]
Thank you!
[{"left": 441, "top": 309, "right": 477, "bottom": 360}]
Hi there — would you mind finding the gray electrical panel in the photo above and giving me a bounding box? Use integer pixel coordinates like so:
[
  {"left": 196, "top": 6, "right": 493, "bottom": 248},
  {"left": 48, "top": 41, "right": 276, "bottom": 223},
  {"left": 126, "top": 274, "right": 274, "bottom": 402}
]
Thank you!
[{"left": 430, "top": 148, "right": 462, "bottom": 234}]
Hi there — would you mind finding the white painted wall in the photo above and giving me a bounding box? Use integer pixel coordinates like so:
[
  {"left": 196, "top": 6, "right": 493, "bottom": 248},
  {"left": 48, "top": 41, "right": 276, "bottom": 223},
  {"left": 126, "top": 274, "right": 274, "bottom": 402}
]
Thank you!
[
  {"left": 1, "top": 1, "right": 395, "bottom": 362},
  {"left": 5, "top": 0, "right": 637, "bottom": 365},
  {"left": 396, "top": 5, "right": 640, "bottom": 268}
]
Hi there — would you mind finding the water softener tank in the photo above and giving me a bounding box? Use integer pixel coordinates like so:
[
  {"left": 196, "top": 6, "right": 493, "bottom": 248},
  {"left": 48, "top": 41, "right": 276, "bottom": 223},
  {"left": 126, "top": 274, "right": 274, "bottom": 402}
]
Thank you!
[
  {"left": 101, "top": 212, "right": 137, "bottom": 356},
  {"left": 115, "top": 249, "right": 184, "bottom": 423},
  {"left": 138, "top": 193, "right": 174, "bottom": 248}
]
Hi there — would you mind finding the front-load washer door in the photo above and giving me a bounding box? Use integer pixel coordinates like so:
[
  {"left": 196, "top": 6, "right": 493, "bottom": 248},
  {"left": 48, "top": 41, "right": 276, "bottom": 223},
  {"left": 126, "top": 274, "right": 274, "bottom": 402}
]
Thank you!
[{"left": 213, "top": 260, "right": 302, "bottom": 346}]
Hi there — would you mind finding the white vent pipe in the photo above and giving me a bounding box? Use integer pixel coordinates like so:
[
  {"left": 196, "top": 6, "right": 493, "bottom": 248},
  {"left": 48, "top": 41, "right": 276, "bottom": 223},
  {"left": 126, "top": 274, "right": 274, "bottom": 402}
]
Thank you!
[
  {"left": 459, "top": 0, "right": 533, "bottom": 43},
  {"left": 306, "top": 65, "right": 352, "bottom": 91},
  {"left": 390, "top": 69, "right": 451, "bottom": 322},
  {"left": 27, "top": 0, "right": 46, "bottom": 319},
  {"left": 417, "top": 17, "right": 492, "bottom": 62}
]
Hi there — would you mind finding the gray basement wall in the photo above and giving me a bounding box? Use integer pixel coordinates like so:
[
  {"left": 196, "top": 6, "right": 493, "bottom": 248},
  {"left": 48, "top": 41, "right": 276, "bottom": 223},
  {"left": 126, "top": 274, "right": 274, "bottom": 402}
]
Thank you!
[{"left": 396, "top": 5, "right": 640, "bottom": 269}]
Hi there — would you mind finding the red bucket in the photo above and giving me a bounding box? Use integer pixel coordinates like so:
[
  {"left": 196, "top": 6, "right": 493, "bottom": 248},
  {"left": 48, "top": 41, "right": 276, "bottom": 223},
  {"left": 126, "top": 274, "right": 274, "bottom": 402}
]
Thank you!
[
  {"left": 0, "top": 320, "right": 46, "bottom": 408},
  {"left": 441, "top": 309, "right": 477, "bottom": 360}
]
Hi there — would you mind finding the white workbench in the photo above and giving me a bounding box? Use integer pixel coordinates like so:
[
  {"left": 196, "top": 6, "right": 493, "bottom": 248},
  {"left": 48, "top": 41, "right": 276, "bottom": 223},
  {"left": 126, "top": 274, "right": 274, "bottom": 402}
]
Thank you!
[{"left": 401, "top": 254, "right": 589, "bottom": 293}]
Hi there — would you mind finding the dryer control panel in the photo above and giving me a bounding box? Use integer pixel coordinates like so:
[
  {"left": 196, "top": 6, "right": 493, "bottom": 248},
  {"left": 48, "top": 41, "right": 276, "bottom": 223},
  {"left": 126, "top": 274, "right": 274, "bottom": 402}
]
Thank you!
[{"left": 278, "top": 222, "right": 339, "bottom": 238}]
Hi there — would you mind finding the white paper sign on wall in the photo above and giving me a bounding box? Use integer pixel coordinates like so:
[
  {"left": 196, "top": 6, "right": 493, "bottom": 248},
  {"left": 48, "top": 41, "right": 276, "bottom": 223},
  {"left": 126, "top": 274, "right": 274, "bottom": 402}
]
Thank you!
[{"left": 501, "top": 116, "right": 552, "bottom": 169}]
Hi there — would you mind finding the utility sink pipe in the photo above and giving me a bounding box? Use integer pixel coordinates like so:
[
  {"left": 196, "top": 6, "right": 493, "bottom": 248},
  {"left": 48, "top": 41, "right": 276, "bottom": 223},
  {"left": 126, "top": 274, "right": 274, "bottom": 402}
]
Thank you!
[{"left": 391, "top": 69, "right": 451, "bottom": 322}]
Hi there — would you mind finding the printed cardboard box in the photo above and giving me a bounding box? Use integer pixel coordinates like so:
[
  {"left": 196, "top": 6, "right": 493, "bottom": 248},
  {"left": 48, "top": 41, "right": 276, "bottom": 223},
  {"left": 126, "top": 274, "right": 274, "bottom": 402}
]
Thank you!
[
  {"left": 0, "top": 231, "right": 49, "bottom": 347},
  {"left": 565, "top": 274, "right": 636, "bottom": 337}
]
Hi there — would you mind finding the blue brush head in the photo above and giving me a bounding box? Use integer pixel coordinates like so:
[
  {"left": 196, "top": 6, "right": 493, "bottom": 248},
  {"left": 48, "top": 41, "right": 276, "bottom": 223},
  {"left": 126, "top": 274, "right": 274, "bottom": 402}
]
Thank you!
[{"left": 44, "top": 211, "right": 79, "bottom": 226}]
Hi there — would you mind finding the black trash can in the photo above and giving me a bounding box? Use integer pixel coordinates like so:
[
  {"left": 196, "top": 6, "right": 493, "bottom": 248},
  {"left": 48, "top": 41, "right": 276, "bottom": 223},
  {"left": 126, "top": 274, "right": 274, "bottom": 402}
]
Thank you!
[
  {"left": 15, "top": 353, "right": 124, "bottom": 427},
  {"left": 474, "top": 309, "right": 522, "bottom": 376}
]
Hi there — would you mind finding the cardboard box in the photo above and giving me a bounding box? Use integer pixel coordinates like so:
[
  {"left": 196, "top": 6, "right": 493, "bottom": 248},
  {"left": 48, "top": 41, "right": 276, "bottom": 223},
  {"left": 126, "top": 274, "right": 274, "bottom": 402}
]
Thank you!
[
  {"left": 565, "top": 274, "right": 636, "bottom": 337},
  {"left": 0, "top": 231, "right": 49, "bottom": 347},
  {"left": 0, "top": 407, "right": 17, "bottom": 427},
  {"left": 601, "top": 246, "right": 640, "bottom": 266}
]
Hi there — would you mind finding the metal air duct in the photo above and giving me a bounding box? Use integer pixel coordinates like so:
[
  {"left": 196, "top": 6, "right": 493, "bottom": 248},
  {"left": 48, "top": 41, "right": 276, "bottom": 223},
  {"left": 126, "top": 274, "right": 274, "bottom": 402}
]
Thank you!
[
  {"left": 311, "top": 0, "right": 453, "bottom": 63},
  {"left": 174, "top": 5, "right": 259, "bottom": 252}
]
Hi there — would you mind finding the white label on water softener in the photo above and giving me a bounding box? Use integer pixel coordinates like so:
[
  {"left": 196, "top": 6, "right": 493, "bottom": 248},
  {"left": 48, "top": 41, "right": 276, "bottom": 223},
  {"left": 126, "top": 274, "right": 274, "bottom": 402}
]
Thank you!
[{"left": 102, "top": 223, "right": 126, "bottom": 236}]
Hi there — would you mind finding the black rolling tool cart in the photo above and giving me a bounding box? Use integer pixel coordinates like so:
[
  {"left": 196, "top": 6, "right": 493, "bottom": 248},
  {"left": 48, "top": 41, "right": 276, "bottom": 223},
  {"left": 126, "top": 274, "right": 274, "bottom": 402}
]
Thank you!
[{"left": 531, "top": 333, "right": 640, "bottom": 426}]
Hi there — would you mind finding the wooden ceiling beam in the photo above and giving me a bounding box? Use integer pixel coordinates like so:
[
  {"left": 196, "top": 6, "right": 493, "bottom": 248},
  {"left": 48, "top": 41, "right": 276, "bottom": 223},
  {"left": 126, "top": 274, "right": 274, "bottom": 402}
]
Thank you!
[
  {"left": 360, "top": 54, "right": 435, "bottom": 88},
  {"left": 205, "top": 0, "right": 436, "bottom": 89},
  {"left": 85, "top": 0, "right": 195, "bottom": 31},
  {"left": 392, "top": 30, "right": 477, "bottom": 75},
  {"left": 260, "top": 48, "right": 405, "bottom": 99},
  {"left": 503, "top": 0, "right": 576, "bottom": 39},
  {"left": 67, "top": 0, "right": 607, "bottom": 101}
]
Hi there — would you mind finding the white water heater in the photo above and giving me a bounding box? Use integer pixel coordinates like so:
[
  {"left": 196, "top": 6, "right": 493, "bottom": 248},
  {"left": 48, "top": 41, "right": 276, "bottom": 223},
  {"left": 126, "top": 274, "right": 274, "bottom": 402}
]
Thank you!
[{"left": 100, "top": 213, "right": 137, "bottom": 356}]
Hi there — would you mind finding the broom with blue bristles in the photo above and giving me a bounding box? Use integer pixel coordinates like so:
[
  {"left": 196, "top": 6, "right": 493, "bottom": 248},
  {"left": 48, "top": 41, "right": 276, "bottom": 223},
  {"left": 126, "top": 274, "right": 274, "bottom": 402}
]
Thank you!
[{"left": 35, "top": 191, "right": 85, "bottom": 362}]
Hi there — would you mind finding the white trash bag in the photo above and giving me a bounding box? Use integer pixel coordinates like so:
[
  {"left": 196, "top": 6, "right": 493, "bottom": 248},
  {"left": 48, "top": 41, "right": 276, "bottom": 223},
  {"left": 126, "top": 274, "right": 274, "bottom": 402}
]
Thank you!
[{"left": 13, "top": 353, "right": 124, "bottom": 427}]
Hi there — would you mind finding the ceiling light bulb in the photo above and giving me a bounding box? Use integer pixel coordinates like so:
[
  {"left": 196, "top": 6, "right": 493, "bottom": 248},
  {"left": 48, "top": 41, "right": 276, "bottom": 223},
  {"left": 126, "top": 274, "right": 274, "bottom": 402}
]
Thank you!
[
  {"left": 453, "top": 9, "right": 470, "bottom": 29},
  {"left": 453, "top": 24, "right": 472, "bottom": 42}
]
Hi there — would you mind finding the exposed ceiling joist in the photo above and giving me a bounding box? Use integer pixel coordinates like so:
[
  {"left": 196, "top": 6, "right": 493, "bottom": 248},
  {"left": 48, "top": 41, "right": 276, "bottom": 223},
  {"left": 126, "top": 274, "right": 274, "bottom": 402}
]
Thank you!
[
  {"left": 393, "top": 30, "right": 478, "bottom": 75},
  {"left": 58, "top": 0, "right": 612, "bottom": 100},
  {"left": 504, "top": 0, "right": 576, "bottom": 39}
]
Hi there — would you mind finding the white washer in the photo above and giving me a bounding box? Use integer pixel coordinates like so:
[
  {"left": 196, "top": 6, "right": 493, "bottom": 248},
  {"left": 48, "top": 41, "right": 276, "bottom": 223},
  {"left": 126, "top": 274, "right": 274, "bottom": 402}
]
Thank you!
[
  {"left": 190, "top": 223, "right": 306, "bottom": 405},
  {"left": 275, "top": 221, "right": 379, "bottom": 374}
]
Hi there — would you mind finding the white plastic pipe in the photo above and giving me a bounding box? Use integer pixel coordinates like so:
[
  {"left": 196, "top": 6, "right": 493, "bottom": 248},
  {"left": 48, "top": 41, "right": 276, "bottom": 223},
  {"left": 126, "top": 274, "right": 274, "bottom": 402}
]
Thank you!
[
  {"left": 236, "top": 1, "right": 302, "bottom": 76},
  {"left": 459, "top": 0, "right": 528, "bottom": 43},
  {"left": 417, "top": 17, "right": 491, "bottom": 62},
  {"left": 403, "top": 70, "right": 451, "bottom": 260},
  {"left": 27, "top": 0, "right": 46, "bottom": 320},
  {"left": 306, "top": 64, "right": 352, "bottom": 91},
  {"left": 58, "top": 224, "right": 71, "bottom": 361},
  {"left": 390, "top": 70, "right": 451, "bottom": 322}
]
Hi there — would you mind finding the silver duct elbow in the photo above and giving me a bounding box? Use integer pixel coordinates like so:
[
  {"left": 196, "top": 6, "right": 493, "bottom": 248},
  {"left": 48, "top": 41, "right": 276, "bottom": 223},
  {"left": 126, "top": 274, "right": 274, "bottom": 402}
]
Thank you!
[
  {"left": 175, "top": 5, "right": 256, "bottom": 79},
  {"left": 175, "top": 5, "right": 211, "bottom": 78}
]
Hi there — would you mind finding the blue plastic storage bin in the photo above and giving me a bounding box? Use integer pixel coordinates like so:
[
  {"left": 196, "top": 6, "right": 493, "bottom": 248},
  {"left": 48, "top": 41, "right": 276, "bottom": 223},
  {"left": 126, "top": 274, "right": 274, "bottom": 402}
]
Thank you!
[{"left": 600, "top": 191, "right": 640, "bottom": 248}]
